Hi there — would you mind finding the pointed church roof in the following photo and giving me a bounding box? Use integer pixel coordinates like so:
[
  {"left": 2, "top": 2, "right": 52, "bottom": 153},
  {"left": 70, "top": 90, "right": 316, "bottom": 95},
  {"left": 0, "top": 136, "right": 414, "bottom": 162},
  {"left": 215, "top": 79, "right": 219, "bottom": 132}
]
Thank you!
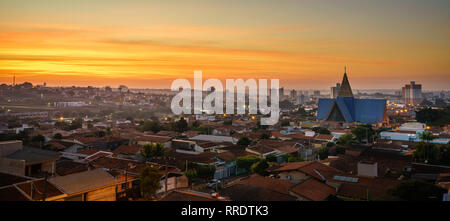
[{"left": 337, "top": 68, "right": 353, "bottom": 97}]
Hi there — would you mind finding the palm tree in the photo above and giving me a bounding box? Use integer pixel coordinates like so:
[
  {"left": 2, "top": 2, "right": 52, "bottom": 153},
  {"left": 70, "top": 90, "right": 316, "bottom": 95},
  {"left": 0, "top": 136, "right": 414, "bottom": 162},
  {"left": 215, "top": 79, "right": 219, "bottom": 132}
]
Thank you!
[{"left": 418, "top": 131, "right": 434, "bottom": 143}]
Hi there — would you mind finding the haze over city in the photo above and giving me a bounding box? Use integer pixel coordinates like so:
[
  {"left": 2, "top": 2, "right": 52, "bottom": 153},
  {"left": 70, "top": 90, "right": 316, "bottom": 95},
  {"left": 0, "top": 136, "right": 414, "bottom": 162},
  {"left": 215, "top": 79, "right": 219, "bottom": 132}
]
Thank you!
[{"left": 0, "top": 0, "right": 449, "bottom": 90}]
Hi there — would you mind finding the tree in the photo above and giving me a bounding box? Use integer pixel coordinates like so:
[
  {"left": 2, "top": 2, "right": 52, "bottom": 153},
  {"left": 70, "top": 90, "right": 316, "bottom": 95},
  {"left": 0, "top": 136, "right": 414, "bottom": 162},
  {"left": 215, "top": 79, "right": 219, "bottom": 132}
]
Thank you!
[
  {"left": 177, "top": 117, "right": 188, "bottom": 132},
  {"left": 312, "top": 127, "right": 331, "bottom": 135},
  {"left": 280, "top": 120, "right": 290, "bottom": 127},
  {"left": 236, "top": 156, "right": 260, "bottom": 172},
  {"left": 192, "top": 120, "right": 200, "bottom": 128},
  {"left": 195, "top": 165, "right": 216, "bottom": 181},
  {"left": 337, "top": 133, "right": 358, "bottom": 145},
  {"left": 141, "top": 120, "right": 161, "bottom": 133},
  {"left": 318, "top": 146, "right": 332, "bottom": 160},
  {"left": 53, "top": 133, "right": 63, "bottom": 140},
  {"left": 237, "top": 136, "right": 251, "bottom": 146},
  {"left": 287, "top": 156, "right": 305, "bottom": 162},
  {"left": 259, "top": 132, "right": 271, "bottom": 139},
  {"left": 351, "top": 125, "right": 375, "bottom": 143},
  {"left": 416, "top": 107, "right": 450, "bottom": 126},
  {"left": 265, "top": 154, "right": 277, "bottom": 163},
  {"left": 139, "top": 166, "right": 163, "bottom": 200},
  {"left": 388, "top": 179, "right": 446, "bottom": 201},
  {"left": 184, "top": 169, "right": 197, "bottom": 188},
  {"left": 223, "top": 120, "right": 232, "bottom": 125},
  {"left": 418, "top": 131, "right": 435, "bottom": 143},
  {"left": 140, "top": 143, "right": 165, "bottom": 161},
  {"left": 251, "top": 160, "right": 269, "bottom": 175}
]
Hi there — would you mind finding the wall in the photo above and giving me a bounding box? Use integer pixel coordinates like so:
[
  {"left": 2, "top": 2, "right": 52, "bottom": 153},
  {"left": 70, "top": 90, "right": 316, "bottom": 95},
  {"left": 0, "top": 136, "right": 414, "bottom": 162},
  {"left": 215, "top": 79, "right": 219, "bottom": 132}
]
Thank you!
[{"left": 0, "top": 157, "right": 25, "bottom": 176}]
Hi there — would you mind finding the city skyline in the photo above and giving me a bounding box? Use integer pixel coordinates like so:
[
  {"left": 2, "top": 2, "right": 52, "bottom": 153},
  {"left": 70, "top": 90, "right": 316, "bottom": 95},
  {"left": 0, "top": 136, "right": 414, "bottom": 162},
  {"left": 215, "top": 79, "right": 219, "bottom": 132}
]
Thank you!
[{"left": 0, "top": 0, "right": 449, "bottom": 90}]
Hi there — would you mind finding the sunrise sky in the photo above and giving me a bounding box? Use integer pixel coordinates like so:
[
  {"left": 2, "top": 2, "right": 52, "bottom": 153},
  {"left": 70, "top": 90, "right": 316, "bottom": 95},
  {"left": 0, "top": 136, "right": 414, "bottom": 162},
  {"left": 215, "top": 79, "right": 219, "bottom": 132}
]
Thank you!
[{"left": 0, "top": 0, "right": 449, "bottom": 90}]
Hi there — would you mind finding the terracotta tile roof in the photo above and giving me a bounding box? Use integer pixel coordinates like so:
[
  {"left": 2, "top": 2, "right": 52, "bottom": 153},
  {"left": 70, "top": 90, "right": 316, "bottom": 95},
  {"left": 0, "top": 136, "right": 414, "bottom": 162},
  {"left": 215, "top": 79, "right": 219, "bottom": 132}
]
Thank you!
[
  {"left": 268, "top": 161, "right": 343, "bottom": 181},
  {"left": 49, "top": 169, "right": 117, "bottom": 194},
  {"left": 113, "top": 144, "right": 141, "bottom": 155},
  {"left": 56, "top": 159, "right": 90, "bottom": 176},
  {"left": 136, "top": 135, "right": 171, "bottom": 143},
  {"left": 246, "top": 145, "right": 277, "bottom": 155},
  {"left": 297, "top": 161, "right": 343, "bottom": 181},
  {"left": 85, "top": 151, "right": 114, "bottom": 161},
  {"left": 159, "top": 190, "right": 226, "bottom": 201},
  {"left": 268, "top": 161, "right": 314, "bottom": 172},
  {"left": 315, "top": 134, "right": 335, "bottom": 141},
  {"left": 219, "top": 174, "right": 297, "bottom": 201},
  {"left": 290, "top": 178, "right": 336, "bottom": 201},
  {"left": 77, "top": 148, "right": 103, "bottom": 155},
  {"left": 90, "top": 156, "right": 178, "bottom": 175}
]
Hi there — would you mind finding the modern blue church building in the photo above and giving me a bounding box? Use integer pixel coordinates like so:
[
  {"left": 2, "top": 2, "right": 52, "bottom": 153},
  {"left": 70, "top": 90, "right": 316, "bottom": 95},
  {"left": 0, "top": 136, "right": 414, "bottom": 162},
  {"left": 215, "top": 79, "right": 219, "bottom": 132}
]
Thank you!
[{"left": 317, "top": 70, "right": 389, "bottom": 127}]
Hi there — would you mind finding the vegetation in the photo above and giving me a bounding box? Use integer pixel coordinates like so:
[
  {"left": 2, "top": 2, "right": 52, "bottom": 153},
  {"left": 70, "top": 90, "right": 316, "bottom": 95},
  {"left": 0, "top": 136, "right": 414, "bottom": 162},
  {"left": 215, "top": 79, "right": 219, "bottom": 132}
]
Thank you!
[
  {"left": 140, "top": 143, "right": 165, "bottom": 161},
  {"left": 416, "top": 106, "right": 450, "bottom": 126},
  {"left": 413, "top": 143, "right": 450, "bottom": 166},
  {"left": 184, "top": 169, "right": 197, "bottom": 187},
  {"left": 418, "top": 131, "right": 435, "bottom": 143},
  {"left": 53, "top": 133, "right": 63, "bottom": 139},
  {"left": 141, "top": 120, "right": 161, "bottom": 133},
  {"left": 280, "top": 120, "right": 290, "bottom": 127},
  {"left": 388, "top": 179, "right": 447, "bottom": 201},
  {"left": 250, "top": 160, "right": 269, "bottom": 175},
  {"left": 351, "top": 124, "right": 376, "bottom": 143},
  {"left": 168, "top": 117, "right": 188, "bottom": 132},
  {"left": 336, "top": 133, "right": 359, "bottom": 145},
  {"left": 265, "top": 154, "right": 277, "bottom": 163},
  {"left": 236, "top": 156, "right": 260, "bottom": 172},
  {"left": 312, "top": 127, "right": 331, "bottom": 135},
  {"left": 237, "top": 136, "right": 252, "bottom": 146},
  {"left": 139, "top": 166, "right": 163, "bottom": 200}
]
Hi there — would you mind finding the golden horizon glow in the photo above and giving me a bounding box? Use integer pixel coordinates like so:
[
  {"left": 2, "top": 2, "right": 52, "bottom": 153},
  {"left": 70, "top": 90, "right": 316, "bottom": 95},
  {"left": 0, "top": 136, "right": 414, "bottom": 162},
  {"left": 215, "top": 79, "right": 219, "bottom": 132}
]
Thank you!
[{"left": 0, "top": 0, "right": 449, "bottom": 90}]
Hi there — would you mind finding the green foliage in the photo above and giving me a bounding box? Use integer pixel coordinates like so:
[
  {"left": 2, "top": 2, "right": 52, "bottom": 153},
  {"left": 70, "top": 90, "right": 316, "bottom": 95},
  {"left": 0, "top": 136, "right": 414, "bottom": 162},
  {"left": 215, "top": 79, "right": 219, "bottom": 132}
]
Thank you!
[
  {"left": 351, "top": 124, "right": 376, "bottom": 143},
  {"left": 194, "top": 126, "right": 211, "bottom": 134},
  {"left": 337, "top": 133, "right": 358, "bottom": 145},
  {"left": 141, "top": 120, "right": 161, "bottom": 133},
  {"left": 418, "top": 131, "right": 435, "bottom": 143},
  {"left": 250, "top": 160, "right": 269, "bottom": 175},
  {"left": 139, "top": 166, "right": 163, "bottom": 200},
  {"left": 265, "top": 154, "right": 277, "bottom": 163},
  {"left": 259, "top": 132, "right": 271, "bottom": 139},
  {"left": 195, "top": 165, "right": 216, "bottom": 180},
  {"left": 312, "top": 127, "right": 331, "bottom": 135},
  {"left": 237, "top": 136, "right": 252, "bottom": 146},
  {"left": 287, "top": 156, "right": 305, "bottom": 162},
  {"left": 192, "top": 120, "right": 200, "bottom": 128},
  {"left": 184, "top": 169, "right": 197, "bottom": 187},
  {"left": 168, "top": 117, "right": 188, "bottom": 132},
  {"left": 388, "top": 179, "right": 447, "bottom": 201},
  {"left": 140, "top": 143, "right": 165, "bottom": 161},
  {"left": 318, "top": 146, "right": 332, "bottom": 160},
  {"left": 280, "top": 120, "right": 290, "bottom": 127},
  {"left": 413, "top": 143, "right": 450, "bottom": 166},
  {"left": 236, "top": 156, "right": 260, "bottom": 172},
  {"left": 53, "top": 133, "right": 62, "bottom": 139},
  {"left": 416, "top": 107, "right": 450, "bottom": 126},
  {"left": 223, "top": 120, "right": 233, "bottom": 125}
]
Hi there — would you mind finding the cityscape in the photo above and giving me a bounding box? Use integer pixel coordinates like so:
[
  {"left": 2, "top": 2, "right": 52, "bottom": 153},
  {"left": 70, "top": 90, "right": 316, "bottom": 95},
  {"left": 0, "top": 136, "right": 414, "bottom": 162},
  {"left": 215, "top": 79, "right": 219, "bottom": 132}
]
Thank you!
[{"left": 0, "top": 0, "right": 450, "bottom": 208}]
